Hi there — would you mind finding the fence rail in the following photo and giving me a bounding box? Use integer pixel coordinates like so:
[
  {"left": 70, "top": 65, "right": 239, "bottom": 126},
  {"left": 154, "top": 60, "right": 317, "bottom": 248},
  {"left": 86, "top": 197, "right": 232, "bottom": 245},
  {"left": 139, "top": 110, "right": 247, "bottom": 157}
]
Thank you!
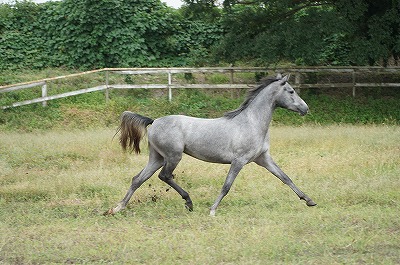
[{"left": 1, "top": 67, "right": 400, "bottom": 109}]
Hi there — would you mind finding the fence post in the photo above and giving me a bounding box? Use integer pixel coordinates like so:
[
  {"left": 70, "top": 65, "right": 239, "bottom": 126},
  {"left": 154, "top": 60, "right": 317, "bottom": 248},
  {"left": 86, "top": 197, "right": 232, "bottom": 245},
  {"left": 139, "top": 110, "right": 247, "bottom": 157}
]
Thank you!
[
  {"left": 230, "top": 69, "right": 234, "bottom": 84},
  {"left": 295, "top": 72, "right": 301, "bottom": 94},
  {"left": 168, "top": 71, "right": 172, "bottom": 102},
  {"left": 105, "top": 71, "right": 110, "bottom": 103},
  {"left": 352, "top": 70, "right": 356, "bottom": 97},
  {"left": 41, "top": 82, "right": 47, "bottom": 107},
  {"left": 230, "top": 69, "right": 237, "bottom": 98}
]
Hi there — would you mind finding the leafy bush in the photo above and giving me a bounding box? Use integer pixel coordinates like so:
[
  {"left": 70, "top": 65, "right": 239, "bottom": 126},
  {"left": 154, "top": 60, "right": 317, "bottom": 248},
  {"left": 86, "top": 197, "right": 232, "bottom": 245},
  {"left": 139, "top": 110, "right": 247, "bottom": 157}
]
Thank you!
[
  {"left": 0, "top": 0, "right": 222, "bottom": 70},
  {"left": 216, "top": 6, "right": 352, "bottom": 66}
]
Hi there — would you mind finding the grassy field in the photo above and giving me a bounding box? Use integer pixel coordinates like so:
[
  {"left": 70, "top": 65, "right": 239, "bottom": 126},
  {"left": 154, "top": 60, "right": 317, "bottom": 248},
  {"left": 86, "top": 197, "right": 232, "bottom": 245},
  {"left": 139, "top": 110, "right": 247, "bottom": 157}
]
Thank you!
[{"left": 0, "top": 125, "right": 399, "bottom": 264}]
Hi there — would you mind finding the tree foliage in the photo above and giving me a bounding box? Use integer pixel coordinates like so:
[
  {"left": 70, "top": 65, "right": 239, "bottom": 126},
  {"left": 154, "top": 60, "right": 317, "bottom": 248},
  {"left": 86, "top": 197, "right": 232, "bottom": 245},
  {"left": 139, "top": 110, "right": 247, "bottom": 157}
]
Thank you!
[
  {"left": 42, "top": 0, "right": 178, "bottom": 68},
  {"left": 216, "top": 0, "right": 400, "bottom": 66},
  {"left": 334, "top": 0, "right": 400, "bottom": 65},
  {"left": 0, "top": 0, "right": 222, "bottom": 70},
  {"left": 0, "top": 0, "right": 399, "bottom": 70},
  {"left": 0, "top": 1, "right": 48, "bottom": 69}
]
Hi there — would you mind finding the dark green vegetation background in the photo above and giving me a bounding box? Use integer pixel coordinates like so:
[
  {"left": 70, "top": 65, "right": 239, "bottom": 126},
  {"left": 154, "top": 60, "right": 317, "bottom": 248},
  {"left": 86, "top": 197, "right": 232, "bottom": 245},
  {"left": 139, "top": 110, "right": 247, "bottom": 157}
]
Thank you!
[{"left": 1, "top": 0, "right": 400, "bottom": 70}]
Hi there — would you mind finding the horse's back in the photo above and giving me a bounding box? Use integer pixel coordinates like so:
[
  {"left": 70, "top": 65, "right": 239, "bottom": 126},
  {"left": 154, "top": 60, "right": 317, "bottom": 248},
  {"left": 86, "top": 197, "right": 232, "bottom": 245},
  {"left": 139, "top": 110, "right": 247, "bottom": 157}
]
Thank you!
[{"left": 148, "top": 115, "right": 223, "bottom": 142}]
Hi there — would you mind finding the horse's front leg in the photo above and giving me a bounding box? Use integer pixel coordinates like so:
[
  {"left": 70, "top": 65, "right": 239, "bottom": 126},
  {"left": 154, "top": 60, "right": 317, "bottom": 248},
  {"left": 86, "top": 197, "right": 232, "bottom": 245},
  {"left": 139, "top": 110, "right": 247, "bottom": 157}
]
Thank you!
[
  {"left": 210, "top": 159, "right": 245, "bottom": 216},
  {"left": 254, "top": 152, "right": 316, "bottom": 207}
]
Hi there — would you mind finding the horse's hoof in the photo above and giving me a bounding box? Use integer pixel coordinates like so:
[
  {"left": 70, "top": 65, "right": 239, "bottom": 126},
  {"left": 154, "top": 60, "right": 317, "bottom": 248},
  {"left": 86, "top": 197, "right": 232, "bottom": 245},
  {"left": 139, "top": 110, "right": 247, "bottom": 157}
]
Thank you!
[
  {"left": 306, "top": 199, "right": 317, "bottom": 207},
  {"left": 103, "top": 208, "right": 115, "bottom": 216},
  {"left": 185, "top": 202, "right": 193, "bottom": 212}
]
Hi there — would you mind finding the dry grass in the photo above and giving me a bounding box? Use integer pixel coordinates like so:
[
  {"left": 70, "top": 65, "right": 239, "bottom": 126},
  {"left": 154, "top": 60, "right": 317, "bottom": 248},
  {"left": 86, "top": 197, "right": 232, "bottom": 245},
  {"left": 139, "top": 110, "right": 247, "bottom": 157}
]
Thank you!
[{"left": 0, "top": 125, "right": 399, "bottom": 264}]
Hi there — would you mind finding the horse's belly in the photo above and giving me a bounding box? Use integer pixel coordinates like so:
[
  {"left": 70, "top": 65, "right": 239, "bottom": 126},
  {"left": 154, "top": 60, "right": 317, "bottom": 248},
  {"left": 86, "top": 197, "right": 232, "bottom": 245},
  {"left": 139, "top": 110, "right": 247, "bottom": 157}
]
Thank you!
[{"left": 183, "top": 147, "right": 232, "bottom": 164}]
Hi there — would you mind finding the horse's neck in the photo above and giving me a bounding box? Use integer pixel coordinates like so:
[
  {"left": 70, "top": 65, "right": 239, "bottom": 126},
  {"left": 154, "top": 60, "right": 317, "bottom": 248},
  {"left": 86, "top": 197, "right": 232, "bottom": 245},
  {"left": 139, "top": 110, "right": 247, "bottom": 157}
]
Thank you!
[{"left": 240, "top": 88, "right": 276, "bottom": 133}]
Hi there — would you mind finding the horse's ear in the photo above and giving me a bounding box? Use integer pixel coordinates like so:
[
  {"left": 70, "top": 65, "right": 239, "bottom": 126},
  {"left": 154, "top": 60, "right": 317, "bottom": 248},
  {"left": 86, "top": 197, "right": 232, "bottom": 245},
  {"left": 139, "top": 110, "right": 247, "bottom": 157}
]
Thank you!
[
  {"left": 276, "top": 73, "right": 282, "bottom": 79},
  {"left": 280, "top": 74, "right": 289, "bottom": 84}
]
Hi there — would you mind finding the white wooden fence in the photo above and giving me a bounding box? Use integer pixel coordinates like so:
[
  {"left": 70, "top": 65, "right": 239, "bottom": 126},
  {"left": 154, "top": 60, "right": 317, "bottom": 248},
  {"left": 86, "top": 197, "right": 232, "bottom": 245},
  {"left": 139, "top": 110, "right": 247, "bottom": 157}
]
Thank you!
[{"left": 1, "top": 67, "right": 400, "bottom": 109}]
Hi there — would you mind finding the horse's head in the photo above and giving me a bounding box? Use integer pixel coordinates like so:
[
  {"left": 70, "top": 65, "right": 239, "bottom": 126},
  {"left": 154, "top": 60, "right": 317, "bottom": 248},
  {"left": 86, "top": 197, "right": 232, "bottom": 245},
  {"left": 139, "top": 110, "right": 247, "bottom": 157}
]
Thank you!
[{"left": 274, "top": 74, "right": 308, "bottom": 116}]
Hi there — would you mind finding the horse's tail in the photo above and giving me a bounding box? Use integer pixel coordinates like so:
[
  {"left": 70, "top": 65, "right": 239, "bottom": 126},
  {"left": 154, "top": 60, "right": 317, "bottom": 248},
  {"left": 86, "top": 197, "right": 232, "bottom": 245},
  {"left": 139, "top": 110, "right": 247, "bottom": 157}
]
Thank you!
[{"left": 117, "top": 111, "right": 154, "bottom": 154}]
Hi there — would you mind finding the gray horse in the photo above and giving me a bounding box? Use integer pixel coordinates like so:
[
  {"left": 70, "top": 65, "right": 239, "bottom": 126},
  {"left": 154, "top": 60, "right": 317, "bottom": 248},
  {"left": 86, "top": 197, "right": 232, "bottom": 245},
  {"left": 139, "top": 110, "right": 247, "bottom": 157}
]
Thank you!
[{"left": 106, "top": 74, "right": 316, "bottom": 216}]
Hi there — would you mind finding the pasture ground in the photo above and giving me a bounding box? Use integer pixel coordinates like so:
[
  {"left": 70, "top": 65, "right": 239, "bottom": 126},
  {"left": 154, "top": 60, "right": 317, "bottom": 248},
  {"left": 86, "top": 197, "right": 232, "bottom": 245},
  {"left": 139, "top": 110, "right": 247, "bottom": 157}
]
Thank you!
[{"left": 0, "top": 125, "right": 399, "bottom": 264}]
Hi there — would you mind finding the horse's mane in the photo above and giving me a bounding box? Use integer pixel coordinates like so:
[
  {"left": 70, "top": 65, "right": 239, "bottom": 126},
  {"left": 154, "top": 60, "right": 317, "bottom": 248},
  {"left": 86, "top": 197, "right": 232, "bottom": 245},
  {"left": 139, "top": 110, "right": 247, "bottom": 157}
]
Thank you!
[{"left": 224, "top": 78, "right": 279, "bottom": 119}]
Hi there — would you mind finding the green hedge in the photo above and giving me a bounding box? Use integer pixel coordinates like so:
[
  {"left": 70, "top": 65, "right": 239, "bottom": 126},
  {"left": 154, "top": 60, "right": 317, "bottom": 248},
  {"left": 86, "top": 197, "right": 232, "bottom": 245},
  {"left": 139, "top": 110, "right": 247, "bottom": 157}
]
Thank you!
[{"left": 0, "top": 1, "right": 222, "bottom": 70}]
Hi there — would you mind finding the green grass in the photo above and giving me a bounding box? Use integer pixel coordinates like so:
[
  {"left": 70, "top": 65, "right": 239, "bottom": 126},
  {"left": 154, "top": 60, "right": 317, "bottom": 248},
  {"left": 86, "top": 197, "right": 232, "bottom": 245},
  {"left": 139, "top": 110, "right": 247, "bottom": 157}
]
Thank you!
[{"left": 1, "top": 125, "right": 399, "bottom": 264}]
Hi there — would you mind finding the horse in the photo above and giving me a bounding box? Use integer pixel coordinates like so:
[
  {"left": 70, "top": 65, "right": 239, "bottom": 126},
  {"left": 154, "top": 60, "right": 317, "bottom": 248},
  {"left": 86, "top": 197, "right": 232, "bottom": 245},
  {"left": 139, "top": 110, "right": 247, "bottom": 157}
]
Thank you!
[{"left": 105, "top": 74, "right": 316, "bottom": 216}]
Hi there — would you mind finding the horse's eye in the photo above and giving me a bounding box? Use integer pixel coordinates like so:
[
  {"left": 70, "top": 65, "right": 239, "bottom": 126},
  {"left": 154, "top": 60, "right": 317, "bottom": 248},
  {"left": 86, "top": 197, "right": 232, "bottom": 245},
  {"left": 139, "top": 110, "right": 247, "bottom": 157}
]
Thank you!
[{"left": 289, "top": 90, "right": 294, "bottom": 94}]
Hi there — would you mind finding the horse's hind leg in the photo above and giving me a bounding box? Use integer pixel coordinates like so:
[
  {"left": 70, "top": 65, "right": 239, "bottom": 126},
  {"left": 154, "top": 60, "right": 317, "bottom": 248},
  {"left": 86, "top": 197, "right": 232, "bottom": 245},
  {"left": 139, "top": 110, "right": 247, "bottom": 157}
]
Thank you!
[
  {"left": 105, "top": 148, "right": 163, "bottom": 215},
  {"left": 158, "top": 155, "right": 193, "bottom": 211},
  {"left": 255, "top": 152, "right": 316, "bottom": 207}
]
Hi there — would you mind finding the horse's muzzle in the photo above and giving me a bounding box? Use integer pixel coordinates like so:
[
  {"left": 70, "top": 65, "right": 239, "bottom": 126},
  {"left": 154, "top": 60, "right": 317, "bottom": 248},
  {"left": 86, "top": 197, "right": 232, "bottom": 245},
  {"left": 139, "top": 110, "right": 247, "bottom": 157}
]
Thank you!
[
  {"left": 297, "top": 105, "right": 309, "bottom": 116},
  {"left": 299, "top": 108, "right": 308, "bottom": 116}
]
